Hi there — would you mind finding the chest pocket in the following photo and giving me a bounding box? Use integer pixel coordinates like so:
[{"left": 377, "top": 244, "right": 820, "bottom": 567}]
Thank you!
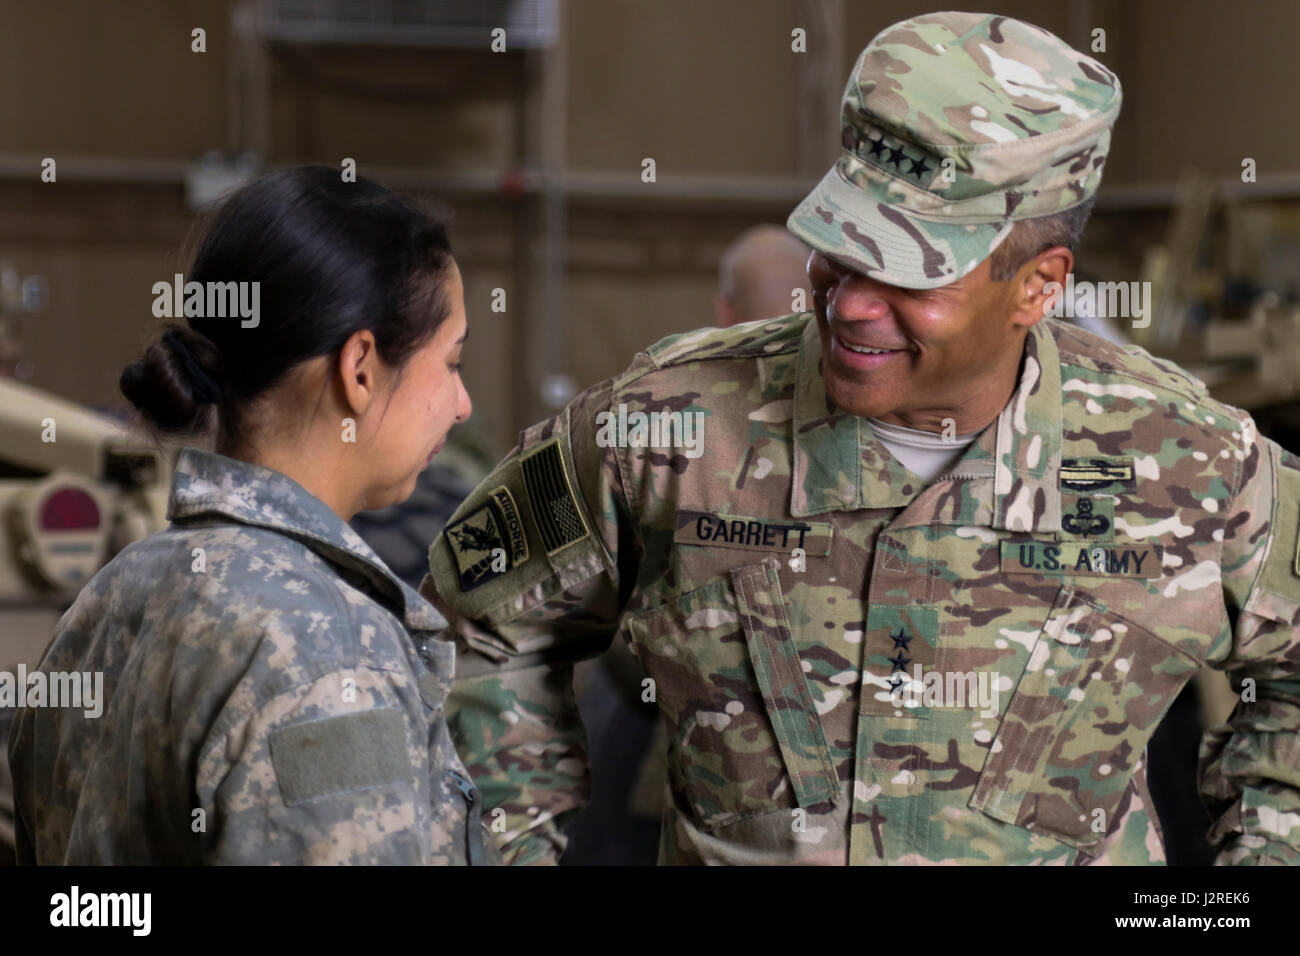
[
  {"left": 626, "top": 558, "right": 837, "bottom": 829},
  {"left": 969, "top": 584, "right": 1200, "bottom": 857}
]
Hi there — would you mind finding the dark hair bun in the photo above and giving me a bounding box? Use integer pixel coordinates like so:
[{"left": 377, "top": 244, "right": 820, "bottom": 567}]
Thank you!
[
  {"left": 119, "top": 326, "right": 223, "bottom": 436},
  {"left": 119, "top": 166, "right": 454, "bottom": 449}
]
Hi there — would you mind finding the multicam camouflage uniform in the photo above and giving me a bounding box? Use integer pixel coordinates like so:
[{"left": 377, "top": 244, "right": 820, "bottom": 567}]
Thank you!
[
  {"left": 9, "top": 447, "right": 497, "bottom": 865},
  {"left": 427, "top": 314, "right": 1300, "bottom": 865}
]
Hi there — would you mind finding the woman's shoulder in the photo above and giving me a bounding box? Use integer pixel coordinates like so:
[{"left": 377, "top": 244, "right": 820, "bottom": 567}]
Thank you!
[
  {"left": 85, "top": 519, "right": 335, "bottom": 605},
  {"left": 66, "top": 519, "right": 415, "bottom": 673}
]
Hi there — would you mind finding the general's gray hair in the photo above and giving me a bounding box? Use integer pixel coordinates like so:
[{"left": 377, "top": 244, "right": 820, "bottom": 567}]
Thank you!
[{"left": 988, "top": 197, "right": 1095, "bottom": 281}]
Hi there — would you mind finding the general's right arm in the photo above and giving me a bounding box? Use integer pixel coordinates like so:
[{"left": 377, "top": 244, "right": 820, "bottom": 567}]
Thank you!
[
  {"left": 1203, "top": 429, "right": 1300, "bottom": 865},
  {"left": 424, "top": 378, "right": 633, "bottom": 865}
]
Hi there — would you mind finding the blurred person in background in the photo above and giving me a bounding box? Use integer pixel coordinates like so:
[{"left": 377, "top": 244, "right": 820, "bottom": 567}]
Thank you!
[{"left": 715, "top": 225, "right": 815, "bottom": 328}]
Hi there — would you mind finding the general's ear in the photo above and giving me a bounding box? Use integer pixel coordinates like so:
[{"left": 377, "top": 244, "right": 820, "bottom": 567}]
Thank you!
[
  {"left": 336, "top": 329, "right": 380, "bottom": 415},
  {"left": 1009, "top": 245, "right": 1074, "bottom": 329}
]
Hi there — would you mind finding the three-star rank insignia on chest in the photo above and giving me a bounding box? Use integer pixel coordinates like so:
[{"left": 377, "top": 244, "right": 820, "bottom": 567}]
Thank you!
[
  {"left": 861, "top": 606, "right": 937, "bottom": 716},
  {"left": 444, "top": 485, "right": 529, "bottom": 591},
  {"left": 887, "top": 629, "right": 914, "bottom": 689}
]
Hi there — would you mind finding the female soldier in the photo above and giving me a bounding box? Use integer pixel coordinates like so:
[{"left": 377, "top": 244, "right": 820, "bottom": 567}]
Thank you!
[{"left": 9, "top": 166, "right": 494, "bottom": 865}]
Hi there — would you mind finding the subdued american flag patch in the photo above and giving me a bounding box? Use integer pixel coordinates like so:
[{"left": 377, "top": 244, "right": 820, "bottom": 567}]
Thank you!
[{"left": 521, "top": 438, "right": 590, "bottom": 556}]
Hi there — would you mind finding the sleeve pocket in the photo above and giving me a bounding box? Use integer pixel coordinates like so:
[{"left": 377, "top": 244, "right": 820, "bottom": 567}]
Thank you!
[{"left": 1245, "top": 456, "right": 1300, "bottom": 626}]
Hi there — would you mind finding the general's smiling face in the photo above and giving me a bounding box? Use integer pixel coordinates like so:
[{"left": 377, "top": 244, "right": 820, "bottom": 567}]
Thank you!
[{"left": 807, "top": 250, "right": 1030, "bottom": 430}]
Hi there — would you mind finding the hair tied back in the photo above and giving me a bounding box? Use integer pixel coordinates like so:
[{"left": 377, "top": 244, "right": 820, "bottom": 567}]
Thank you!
[{"left": 162, "top": 330, "right": 221, "bottom": 405}]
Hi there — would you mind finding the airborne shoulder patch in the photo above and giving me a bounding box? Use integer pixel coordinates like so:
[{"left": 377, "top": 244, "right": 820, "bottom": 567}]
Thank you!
[
  {"left": 520, "top": 438, "right": 590, "bottom": 556},
  {"left": 444, "top": 485, "right": 528, "bottom": 591}
]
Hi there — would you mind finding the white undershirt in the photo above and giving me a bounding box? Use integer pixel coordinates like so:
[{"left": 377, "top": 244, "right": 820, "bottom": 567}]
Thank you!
[{"left": 866, "top": 417, "right": 979, "bottom": 484}]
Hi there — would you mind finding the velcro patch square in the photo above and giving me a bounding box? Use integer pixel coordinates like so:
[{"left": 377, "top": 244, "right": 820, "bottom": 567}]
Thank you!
[{"left": 270, "top": 709, "right": 411, "bottom": 806}]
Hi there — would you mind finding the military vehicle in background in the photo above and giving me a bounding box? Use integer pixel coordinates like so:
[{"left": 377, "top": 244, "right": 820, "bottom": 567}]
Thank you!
[{"left": 0, "top": 261, "right": 170, "bottom": 864}]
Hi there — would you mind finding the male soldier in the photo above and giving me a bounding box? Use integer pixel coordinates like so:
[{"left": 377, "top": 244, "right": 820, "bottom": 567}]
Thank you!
[{"left": 425, "top": 12, "right": 1300, "bottom": 864}]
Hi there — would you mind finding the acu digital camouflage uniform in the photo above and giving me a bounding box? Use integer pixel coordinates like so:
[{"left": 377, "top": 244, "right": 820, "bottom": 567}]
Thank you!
[
  {"left": 429, "top": 314, "right": 1300, "bottom": 866},
  {"left": 426, "top": 12, "right": 1300, "bottom": 865},
  {"left": 9, "top": 447, "right": 498, "bottom": 865}
]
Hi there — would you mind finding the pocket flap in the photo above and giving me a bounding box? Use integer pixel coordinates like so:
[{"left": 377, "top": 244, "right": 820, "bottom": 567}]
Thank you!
[
  {"left": 730, "top": 560, "right": 837, "bottom": 808},
  {"left": 969, "top": 585, "right": 1199, "bottom": 856}
]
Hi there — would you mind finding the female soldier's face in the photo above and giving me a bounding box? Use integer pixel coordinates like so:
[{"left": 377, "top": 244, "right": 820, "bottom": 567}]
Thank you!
[{"left": 364, "top": 261, "right": 472, "bottom": 510}]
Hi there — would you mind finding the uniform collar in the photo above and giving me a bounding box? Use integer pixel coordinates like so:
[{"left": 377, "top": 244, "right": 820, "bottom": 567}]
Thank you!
[
  {"left": 791, "top": 317, "right": 1062, "bottom": 532},
  {"left": 166, "top": 447, "right": 445, "bottom": 633},
  {"left": 989, "top": 320, "right": 1063, "bottom": 532}
]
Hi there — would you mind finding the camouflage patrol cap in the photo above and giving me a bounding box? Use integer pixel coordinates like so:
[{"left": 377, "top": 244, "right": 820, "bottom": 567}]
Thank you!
[{"left": 787, "top": 11, "right": 1122, "bottom": 289}]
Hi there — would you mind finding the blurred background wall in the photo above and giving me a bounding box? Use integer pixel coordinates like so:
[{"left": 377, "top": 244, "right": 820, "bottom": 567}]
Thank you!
[{"left": 3, "top": 0, "right": 1299, "bottom": 453}]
